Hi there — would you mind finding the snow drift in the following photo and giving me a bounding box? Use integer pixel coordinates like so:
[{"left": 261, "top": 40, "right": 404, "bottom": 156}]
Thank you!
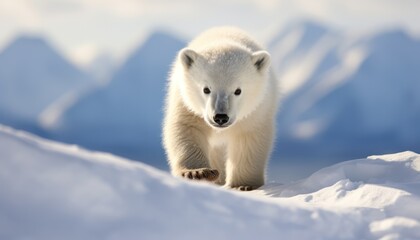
[{"left": 0, "top": 125, "right": 419, "bottom": 239}]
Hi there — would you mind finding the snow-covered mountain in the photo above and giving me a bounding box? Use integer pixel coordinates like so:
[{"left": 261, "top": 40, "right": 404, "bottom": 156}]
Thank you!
[
  {"left": 49, "top": 32, "right": 186, "bottom": 165},
  {"left": 273, "top": 25, "right": 420, "bottom": 161},
  {"left": 268, "top": 21, "right": 340, "bottom": 95},
  {"left": 1, "top": 22, "right": 419, "bottom": 177},
  {"left": 0, "top": 35, "right": 94, "bottom": 135},
  {"left": 1, "top": 125, "right": 419, "bottom": 239}
]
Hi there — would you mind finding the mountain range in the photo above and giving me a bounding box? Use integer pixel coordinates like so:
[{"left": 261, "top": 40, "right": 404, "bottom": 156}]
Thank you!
[
  {"left": 271, "top": 22, "right": 420, "bottom": 162},
  {"left": 0, "top": 36, "right": 95, "bottom": 135},
  {"left": 0, "top": 21, "right": 419, "bottom": 173},
  {"left": 48, "top": 32, "right": 185, "bottom": 166}
]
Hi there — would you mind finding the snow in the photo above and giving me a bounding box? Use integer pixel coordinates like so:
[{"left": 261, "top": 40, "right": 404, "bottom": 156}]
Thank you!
[{"left": 1, "top": 125, "right": 419, "bottom": 240}]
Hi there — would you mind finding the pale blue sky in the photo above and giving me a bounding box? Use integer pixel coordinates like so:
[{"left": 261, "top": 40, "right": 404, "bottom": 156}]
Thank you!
[{"left": 1, "top": 0, "right": 419, "bottom": 67}]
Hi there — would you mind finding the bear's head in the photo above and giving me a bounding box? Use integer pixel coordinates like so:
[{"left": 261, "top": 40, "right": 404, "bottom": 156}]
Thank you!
[{"left": 177, "top": 44, "right": 271, "bottom": 129}]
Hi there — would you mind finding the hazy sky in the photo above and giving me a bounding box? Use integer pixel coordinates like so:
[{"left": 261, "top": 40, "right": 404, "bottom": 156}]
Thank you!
[{"left": 1, "top": 0, "right": 419, "bottom": 67}]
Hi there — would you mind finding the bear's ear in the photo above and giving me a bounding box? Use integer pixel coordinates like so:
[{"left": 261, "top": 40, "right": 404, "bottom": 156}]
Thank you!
[
  {"left": 251, "top": 51, "right": 271, "bottom": 72},
  {"left": 179, "top": 48, "right": 198, "bottom": 69}
]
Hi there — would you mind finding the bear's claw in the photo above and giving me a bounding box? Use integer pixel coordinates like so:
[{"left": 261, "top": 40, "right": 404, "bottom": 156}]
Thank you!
[
  {"left": 181, "top": 168, "right": 219, "bottom": 181},
  {"left": 234, "top": 186, "right": 256, "bottom": 191}
]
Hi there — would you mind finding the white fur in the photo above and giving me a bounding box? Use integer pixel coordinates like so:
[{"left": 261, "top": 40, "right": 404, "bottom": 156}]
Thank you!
[{"left": 163, "top": 27, "right": 278, "bottom": 189}]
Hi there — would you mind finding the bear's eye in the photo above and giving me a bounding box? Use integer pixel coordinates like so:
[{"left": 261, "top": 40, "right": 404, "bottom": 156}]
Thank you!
[
  {"left": 234, "top": 88, "right": 242, "bottom": 96},
  {"left": 203, "top": 87, "right": 211, "bottom": 94}
]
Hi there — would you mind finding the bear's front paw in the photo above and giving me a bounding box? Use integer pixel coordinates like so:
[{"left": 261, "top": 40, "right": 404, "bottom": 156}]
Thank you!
[
  {"left": 233, "top": 186, "right": 257, "bottom": 191},
  {"left": 181, "top": 168, "right": 219, "bottom": 181}
]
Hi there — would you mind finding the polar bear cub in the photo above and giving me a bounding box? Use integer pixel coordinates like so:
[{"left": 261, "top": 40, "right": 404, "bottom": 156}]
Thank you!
[{"left": 163, "top": 27, "right": 278, "bottom": 191}]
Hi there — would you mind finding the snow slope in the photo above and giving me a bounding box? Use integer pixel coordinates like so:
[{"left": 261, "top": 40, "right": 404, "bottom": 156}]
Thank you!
[{"left": 1, "top": 125, "right": 419, "bottom": 240}]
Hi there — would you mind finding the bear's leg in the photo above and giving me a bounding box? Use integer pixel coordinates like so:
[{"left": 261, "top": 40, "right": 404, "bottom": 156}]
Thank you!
[
  {"left": 208, "top": 146, "right": 226, "bottom": 185},
  {"left": 164, "top": 120, "right": 219, "bottom": 182},
  {"left": 225, "top": 129, "right": 274, "bottom": 191}
]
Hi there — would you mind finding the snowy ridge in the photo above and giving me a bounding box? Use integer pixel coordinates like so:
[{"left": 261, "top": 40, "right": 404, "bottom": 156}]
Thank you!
[{"left": 0, "top": 125, "right": 419, "bottom": 239}]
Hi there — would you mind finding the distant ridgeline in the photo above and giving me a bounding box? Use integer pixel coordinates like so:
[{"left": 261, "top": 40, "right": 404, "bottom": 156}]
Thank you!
[
  {"left": 0, "top": 36, "right": 94, "bottom": 136},
  {"left": 270, "top": 21, "right": 420, "bottom": 161},
  {"left": 0, "top": 21, "right": 419, "bottom": 169}
]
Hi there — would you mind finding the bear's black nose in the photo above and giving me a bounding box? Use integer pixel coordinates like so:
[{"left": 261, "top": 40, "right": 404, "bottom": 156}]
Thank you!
[{"left": 213, "top": 114, "right": 229, "bottom": 126}]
